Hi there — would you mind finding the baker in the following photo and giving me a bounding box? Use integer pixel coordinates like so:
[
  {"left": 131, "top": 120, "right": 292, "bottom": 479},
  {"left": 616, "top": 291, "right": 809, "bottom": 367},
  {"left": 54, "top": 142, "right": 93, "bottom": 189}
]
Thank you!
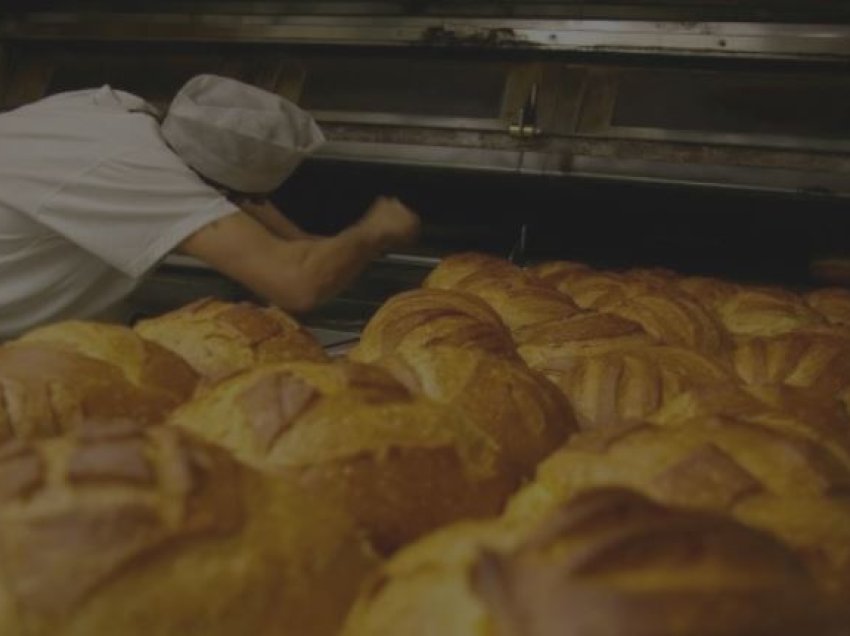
[{"left": 0, "top": 74, "right": 421, "bottom": 338}]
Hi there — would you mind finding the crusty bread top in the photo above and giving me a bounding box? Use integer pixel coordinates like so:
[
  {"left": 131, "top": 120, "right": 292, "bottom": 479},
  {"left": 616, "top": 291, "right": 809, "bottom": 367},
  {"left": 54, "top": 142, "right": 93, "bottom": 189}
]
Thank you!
[
  {"left": 423, "top": 252, "right": 526, "bottom": 291},
  {"left": 0, "top": 423, "right": 243, "bottom": 618},
  {"left": 532, "top": 345, "right": 733, "bottom": 430},
  {"left": 14, "top": 320, "right": 198, "bottom": 404},
  {"left": 732, "top": 331, "right": 850, "bottom": 396},
  {"left": 806, "top": 287, "right": 850, "bottom": 327},
  {"left": 0, "top": 341, "right": 193, "bottom": 441},
  {"left": 351, "top": 288, "right": 517, "bottom": 363},
  {"left": 134, "top": 298, "right": 327, "bottom": 385},
  {"left": 469, "top": 489, "right": 823, "bottom": 636}
]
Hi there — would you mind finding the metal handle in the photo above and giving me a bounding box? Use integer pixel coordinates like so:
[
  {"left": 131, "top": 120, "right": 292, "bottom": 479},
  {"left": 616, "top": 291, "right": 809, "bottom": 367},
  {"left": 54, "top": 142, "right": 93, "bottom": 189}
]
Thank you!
[
  {"left": 379, "top": 253, "right": 442, "bottom": 268},
  {"left": 509, "top": 82, "right": 542, "bottom": 139}
]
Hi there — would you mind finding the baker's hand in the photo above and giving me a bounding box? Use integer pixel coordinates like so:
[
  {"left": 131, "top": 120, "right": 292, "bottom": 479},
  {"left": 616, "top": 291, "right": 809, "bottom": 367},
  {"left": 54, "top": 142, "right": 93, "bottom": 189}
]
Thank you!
[{"left": 361, "top": 196, "right": 421, "bottom": 249}]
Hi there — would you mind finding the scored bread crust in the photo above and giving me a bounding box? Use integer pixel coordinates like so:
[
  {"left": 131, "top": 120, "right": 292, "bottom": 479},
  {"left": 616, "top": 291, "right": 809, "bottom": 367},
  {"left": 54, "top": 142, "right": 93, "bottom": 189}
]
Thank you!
[
  {"left": 134, "top": 298, "right": 328, "bottom": 386},
  {"left": 0, "top": 423, "right": 378, "bottom": 636}
]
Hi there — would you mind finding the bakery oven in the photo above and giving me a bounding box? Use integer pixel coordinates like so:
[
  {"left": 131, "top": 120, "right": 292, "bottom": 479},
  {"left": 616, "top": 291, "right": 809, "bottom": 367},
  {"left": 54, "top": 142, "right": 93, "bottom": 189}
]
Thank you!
[{"left": 2, "top": 0, "right": 849, "bottom": 349}]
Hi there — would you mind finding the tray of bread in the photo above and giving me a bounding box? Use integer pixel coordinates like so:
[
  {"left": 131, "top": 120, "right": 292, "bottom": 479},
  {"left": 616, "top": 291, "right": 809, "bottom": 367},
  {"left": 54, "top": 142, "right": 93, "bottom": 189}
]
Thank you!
[{"left": 0, "top": 251, "right": 848, "bottom": 635}]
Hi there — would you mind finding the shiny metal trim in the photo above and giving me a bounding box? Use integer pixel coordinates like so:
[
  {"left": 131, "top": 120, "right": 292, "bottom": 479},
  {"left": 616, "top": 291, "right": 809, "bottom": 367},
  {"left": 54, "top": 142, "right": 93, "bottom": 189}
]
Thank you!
[
  {"left": 520, "top": 151, "right": 850, "bottom": 196},
  {"left": 316, "top": 139, "right": 524, "bottom": 172},
  {"left": 3, "top": 15, "right": 849, "bottom": 59},
  {"left": 579, "top": 127, "right": 850, "bottom": 155},
  {"left": 312, "top": 110, "right": 507, "bottom": 131},
  {"left": 314, "top": 141, "right": 850, "bottom": 197}
]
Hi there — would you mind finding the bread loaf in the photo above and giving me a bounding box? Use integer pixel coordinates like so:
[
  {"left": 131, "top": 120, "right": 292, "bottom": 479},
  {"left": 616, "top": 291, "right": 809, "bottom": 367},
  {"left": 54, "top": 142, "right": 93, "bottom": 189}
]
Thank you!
[
  {"left": 350, "top": 288, "right": 517, "bottom": 364},
  {"left": 0, "top": 334, "right": 195, "bottom": 441},
  {"left": 134, "top": 298, "right": 327, "bottom": 386},
  {"left": 504, "top": 416, "right": 850, "bottom": 601},
  {"left": 168, "top": 360, "right": 517, "bottom": 553},
  {"left": 533, "top": 345, "right": 733, "bottom": 430},
  {"left": 714, "top": 287, "right": 824, "bottom": 337},
  {"left": 732, "top": 331, "right": 850, "bottom": 396},
  {"left": 591, "top": 289, "right": 729, "bottom": 355},
  {"left": 423, "top": 252, "right": 526, "bottom": 290},
  {"left": 508, "top": 419, "right": 850, "bottom": 521},
  {"left": 806, "top": 287, "right": 850, "bottom": 327},
  {"left": 676, "top": 275, "right": 741, "bottom": 309},
  {"left": 15, "top": 320, "right": 198, "bottom": 405},
  {"left": 733, "top": 494, "right": 850, "bottom": 597},
  {"left": 648, "top": 384, "right": 850, "bottom": 466},
  {"left": 514, "top": 311, "right": 655, "bottom": 370},
  {"left": 424, "top": 253, "right": 582, "bottom": 331},
  {"left": 0, "top": 422, "right": 379, "bottom": 636},
  {"left": 538, "top": 269, "right": 641, "bottom": 309},
  {"left": 374, "top": 346, "right": 577, "bottom": 475},
  {"left": 343, "top": 488, "right": 829, "bottom": 636}
]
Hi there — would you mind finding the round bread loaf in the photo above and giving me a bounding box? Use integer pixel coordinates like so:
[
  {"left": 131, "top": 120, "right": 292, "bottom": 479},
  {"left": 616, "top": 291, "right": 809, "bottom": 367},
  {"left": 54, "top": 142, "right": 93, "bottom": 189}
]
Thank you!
[
  {"left": 732, "top": 331, "right": 850, "bottom": 397},
  {"left": 15, "top": 320, "right": 198, "bottom": 406},
  {"left": 676, "top": 275, "right": 741, "bottom": 310},
  {"left": 423, "top": 252, "right": 526, "bottom": 290},
  {"left": 733, "top": 494, "right": 850, "bottom": 598},
  {"left": 648, "top": 384, "right": 850, "bottom": 467},
  {"left": 168, "top": 360, "right": 517, "bottom": 553},
  {"left": 591, "top": 289, "right": 729, "bottom": 356},
  {"left": 454, "top": 277, "right": 582, "bottom": 332},
  {"left": 350, "top": 288, "right": 517, "bottom": 364},
  {"left": 343, "top": 488, "right": 829, "bottom": 636},
  {"left": 806, "top": 287, "right": 850, "bottom": 328},
  {"left": 424, "top": 254, "right": 581, "bottom": 331},
  {"left": 374, "top": 346, "right": 577, "bottom": 476},
  {"left": 623, "top": 265, "right": 681, "bottom": 286},
  {"left": 541, "top": 269, "right": 641, "bottom": 309},
  {"left": 134, "top": 298, "right": 327, "bottom": 386},
  {"left": 533, "top": 345, "right": 733, "bottom": 430},
  {"left": 0, "top": 423, "right": 379, "bottom": 636},
  {"left": 514, "top": 311, "right": 655, "bottom": 370},
  {"left": 527, "top": 259, "right": 593, "bottom": 282},
  {"left": 714, "top": 287, "right": 824, "bottom": 337},
  {"left": 506, "top": 418, "right": 850, "bottom": 525},
  {"left": 0, "top": 334, "right": 196, "bottom": 441}
]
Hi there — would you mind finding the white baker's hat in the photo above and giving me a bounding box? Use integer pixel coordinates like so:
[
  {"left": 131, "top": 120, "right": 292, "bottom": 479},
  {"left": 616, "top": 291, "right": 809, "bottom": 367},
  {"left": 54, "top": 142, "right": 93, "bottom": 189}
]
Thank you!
[{"left": 161, "top": 74, "right": 325, "bottom": 194}]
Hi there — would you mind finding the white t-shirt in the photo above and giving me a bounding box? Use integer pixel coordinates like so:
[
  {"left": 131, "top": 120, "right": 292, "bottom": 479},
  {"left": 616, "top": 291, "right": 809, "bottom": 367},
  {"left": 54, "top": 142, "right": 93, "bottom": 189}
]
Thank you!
[{"left": 0, "top": 86, "right": 238, "bottom": 339}]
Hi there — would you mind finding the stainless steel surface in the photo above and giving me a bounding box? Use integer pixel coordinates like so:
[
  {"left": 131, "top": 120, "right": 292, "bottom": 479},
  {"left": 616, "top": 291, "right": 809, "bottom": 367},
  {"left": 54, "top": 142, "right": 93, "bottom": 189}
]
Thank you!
[
  {"left": 314, "top": 141, "right": 850, "bottom": 198},
  {"left": 3, "top": 14, "right": 850, "bottom": 60}
]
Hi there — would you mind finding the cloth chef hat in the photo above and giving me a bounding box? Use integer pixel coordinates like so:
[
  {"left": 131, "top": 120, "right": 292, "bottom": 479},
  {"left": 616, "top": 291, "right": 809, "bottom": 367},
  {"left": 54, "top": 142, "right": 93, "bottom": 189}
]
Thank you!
[{"left": 161, "top": 74, "right": 325, "bottom": 194}]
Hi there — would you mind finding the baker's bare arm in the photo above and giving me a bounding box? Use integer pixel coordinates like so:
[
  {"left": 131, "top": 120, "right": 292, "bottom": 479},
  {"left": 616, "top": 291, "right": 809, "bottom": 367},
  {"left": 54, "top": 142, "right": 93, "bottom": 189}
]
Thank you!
[
  {"left": 177, "top": 196, "right": 420, "bottom": 313},
  {"left": 235, "top": 198, "right": 320, "bottom": 240}
]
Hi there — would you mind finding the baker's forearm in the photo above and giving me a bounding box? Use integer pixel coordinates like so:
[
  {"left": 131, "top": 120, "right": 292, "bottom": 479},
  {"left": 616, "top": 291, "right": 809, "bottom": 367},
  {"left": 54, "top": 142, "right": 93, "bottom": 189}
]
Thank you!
[
  {"left": 239, "top": 200, "right": 319, "bottom": 240},
  {"left": 281, "top": 222, "right": 387, "bottom": 307}
]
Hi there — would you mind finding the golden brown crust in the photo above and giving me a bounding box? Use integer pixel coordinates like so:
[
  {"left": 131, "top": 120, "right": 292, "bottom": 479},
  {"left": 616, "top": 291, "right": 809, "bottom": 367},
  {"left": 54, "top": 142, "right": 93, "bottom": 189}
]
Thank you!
[
  {"left": 423, "top": 254, "right": 582, "bottom": 331},
  {"left": 732, "top": 331, "right": 850, "bottom": 397},
  {"left": 806, "top": 287, "right": 850, "bottom": 327},
  {"left": 514, "top": 311, "right": 655, "bottom": 370},
  {"left": 534, "top": 345, "right": 733, "bottom": 430},
  {"left": 374, "top": 347, "right": 577, "bottom": 476},
  {"left": 649, "top": 384, "right": 850, "bottom": 467},
  {"left": 168, "top": 360, "right": 517, "bottom": 553},
  {"left": 0, "top": 424, "right": 241, "bottom": 619},
  {"left": 15, "top": 321, "right": 198, "bottom": 407},
  {"left": 716, "top": 287, "right": 824, "bottom": 337},
  {"left": 676, "top": 276, "right": 741, "bottom": 310},
  {"left": 593, "top": 290, "right": 729, "bottom": 356},
  {"left": 344, "top": 489, "right": 828, "bottom": 636},
  {"left": 0, "top": 422, "right": 379, "bottom": 636},
  {"left": 472, "top": 489, "right": 824, "bottom": 636},
  {"left": 350, "top": 289, "right": 518, "bottom": 364},
  {"left": 134, "top": 298, "right": 328, "bottom": 385},
  {"left": 0, "top": 342, "right": 193, "bottom": 441},
  {"left": 423, "top": 252, "right": 526, "bottom": 290}
]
